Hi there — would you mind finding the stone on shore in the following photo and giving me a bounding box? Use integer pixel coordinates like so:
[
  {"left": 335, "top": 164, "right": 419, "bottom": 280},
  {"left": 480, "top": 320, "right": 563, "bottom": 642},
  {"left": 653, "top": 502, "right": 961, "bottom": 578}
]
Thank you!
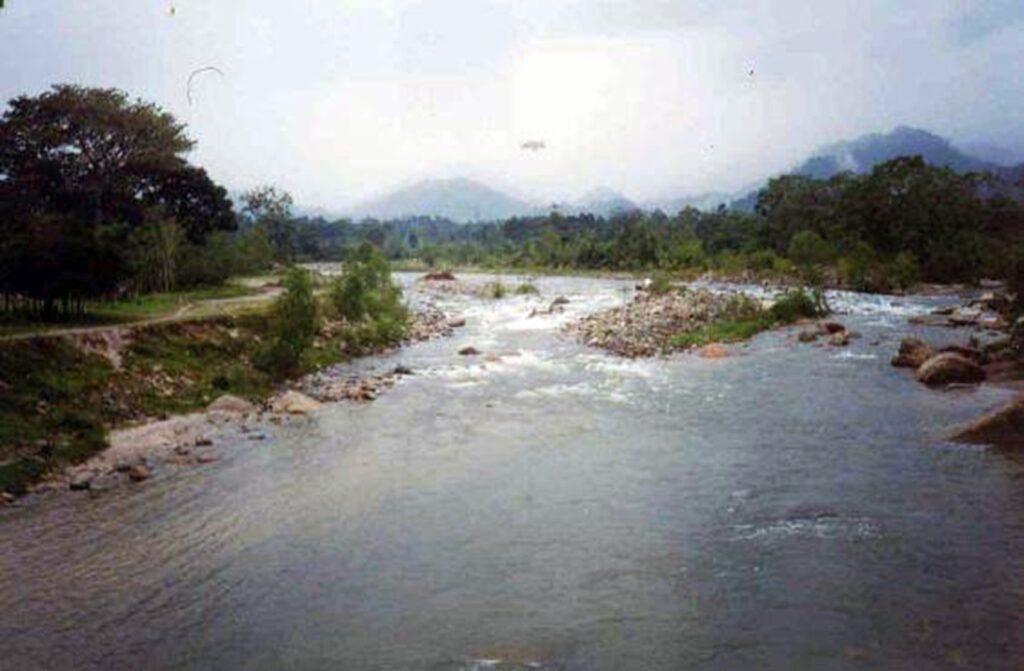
[
  {"left": 207, "top": 394, "right": 257, "bottom": 415},
  {"left": 891, "top": 337, "right": 935, "bottom": 368},
  {"left": 127, "top": 463, "right": 151, "bottom": 482},
  {"left": 915, "top": 353, "right": 986, "bottom": 386},
  {"left": 700, "top": 343, "right": 729, "bottom": 359},
  {"left": 951, "top": 395, "right": 1024, "bottom": 450},
  {"left": 271, "top": 390, "right": 321, "bottom": 415},
  {"left": 797, "top": 330, "right": 818, "bottom": 343}
]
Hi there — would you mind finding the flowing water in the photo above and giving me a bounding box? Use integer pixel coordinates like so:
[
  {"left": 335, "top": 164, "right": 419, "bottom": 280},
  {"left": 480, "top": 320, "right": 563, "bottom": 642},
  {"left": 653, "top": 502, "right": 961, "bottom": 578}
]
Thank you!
[{"left": 3, "top": 275, "right": 1024, "bottom": 670}]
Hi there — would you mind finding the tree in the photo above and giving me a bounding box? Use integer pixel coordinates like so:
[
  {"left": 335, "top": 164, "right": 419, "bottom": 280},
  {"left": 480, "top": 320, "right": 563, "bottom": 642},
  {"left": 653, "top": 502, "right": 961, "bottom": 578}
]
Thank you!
[
  {"left": 241, "top": 185, "right": 294, "bottom": 262},
  {"left": 257, "top": 268, "right": 319, "bottom": 376},
  {"left": 0, "top": 85, "right": 235, "bottom": 317}
]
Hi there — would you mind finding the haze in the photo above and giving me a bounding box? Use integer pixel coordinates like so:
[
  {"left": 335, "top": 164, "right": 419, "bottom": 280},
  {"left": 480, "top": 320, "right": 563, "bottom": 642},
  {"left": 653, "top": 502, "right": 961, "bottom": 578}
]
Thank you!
[{"left": 3, "top": 0, "right": 1023, "bottom": 210}]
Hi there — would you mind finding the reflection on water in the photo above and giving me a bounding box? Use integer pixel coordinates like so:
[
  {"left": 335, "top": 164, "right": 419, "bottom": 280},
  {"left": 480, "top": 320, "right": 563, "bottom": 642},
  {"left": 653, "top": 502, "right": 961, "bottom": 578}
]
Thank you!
[{"left": 3, "top": 275, "right": 1024, "bottom": 671}]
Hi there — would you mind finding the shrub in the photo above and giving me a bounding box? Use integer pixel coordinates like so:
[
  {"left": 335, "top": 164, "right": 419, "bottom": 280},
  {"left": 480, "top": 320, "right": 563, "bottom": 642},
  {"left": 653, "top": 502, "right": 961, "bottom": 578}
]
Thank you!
[
  {"left": 328, "top": 244, "right": 409, "bottom": 351},
  {"left": 483, "top": 280, "right": 507, "bottom": 299},
  {"left": 787, "top": 230, "right": 834, "bottom": 267},
  {"left": 768, "top": 289, "right": 822, "bottom": 323},
  {"left": 648, "top": 272, "right": 675, "bottom": 295},
  {"left": 514, "top": 282, "right": 540, "bottom": 295},
  {"left": 257, "top": 267, "right": 320, "bottom": 377}
]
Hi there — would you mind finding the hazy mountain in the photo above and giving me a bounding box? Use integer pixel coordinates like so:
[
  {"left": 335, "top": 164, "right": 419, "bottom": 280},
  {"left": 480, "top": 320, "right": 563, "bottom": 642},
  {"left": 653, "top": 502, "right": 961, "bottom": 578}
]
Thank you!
[
  {"left": 794, "top": 126, "right": 995, "bottom": 179},
  {"left": 347, "top": 178, "right": 535, "bottom": 223},
  {"left": 723, "top": 126, "right": 1024, "bottom": 211},
  {"left": 565, "top": 187, "right": 639, "bottom": 217}
]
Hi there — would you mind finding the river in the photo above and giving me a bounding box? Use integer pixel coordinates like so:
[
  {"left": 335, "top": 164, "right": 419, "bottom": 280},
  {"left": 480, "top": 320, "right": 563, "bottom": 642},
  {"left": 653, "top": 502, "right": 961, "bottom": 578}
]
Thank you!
[{"left": 3, "top": 274, "right": 1024, "bottom": 670}]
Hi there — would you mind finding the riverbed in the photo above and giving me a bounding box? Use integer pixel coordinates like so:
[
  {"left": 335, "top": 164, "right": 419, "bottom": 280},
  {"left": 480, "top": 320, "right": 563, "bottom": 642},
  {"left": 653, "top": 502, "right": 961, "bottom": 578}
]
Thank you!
[{"left": 3, "top": 274, "right": 1024, "bottom": 670}]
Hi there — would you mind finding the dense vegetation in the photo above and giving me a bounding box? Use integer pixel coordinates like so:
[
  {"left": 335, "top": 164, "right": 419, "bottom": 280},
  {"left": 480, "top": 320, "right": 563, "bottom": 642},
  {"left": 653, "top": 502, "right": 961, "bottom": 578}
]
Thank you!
[
  {"left": 288, "top": 157, "right": 1024, "bottom": 292},
  {"left": 0, "top": 86, "right": 288, "bottom": 323}
]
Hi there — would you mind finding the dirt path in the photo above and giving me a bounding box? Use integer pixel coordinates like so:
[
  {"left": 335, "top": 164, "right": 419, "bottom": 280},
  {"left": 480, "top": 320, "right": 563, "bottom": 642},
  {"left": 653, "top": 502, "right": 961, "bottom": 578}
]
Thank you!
[{"left": 0, "top": 290, "right": 281, "bottom": 343}]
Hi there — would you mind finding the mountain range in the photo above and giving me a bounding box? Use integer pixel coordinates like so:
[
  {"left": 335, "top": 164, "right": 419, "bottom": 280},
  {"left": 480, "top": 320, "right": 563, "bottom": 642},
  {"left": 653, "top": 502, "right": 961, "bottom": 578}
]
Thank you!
[{"left": 324, "top": 126, "right": 1024, "bottom": 222}]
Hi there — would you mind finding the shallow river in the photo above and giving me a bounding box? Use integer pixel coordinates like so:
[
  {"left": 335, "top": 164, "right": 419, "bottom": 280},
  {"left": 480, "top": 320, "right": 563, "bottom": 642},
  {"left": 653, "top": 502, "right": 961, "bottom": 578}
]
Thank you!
[{"left": 3, "top": 275, "right": 1024, "bottom": 670}]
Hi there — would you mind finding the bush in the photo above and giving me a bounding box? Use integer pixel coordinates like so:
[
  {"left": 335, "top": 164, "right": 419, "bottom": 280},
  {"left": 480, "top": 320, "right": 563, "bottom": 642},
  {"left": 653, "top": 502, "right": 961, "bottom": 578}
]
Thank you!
[
  {"left": 483, "top": 280, "right": 507, "bottom": 299},
  {"left": 787, "top": 230, "right": 834, "bottom": 267},
  {"left": 328, "top": 244, "right": 409, "bottom": 351},
  {"left": 648, "top": 271, "right": 675, "bottom": 295},
  {"left": 514, "top": 282, "right": 540, "bottom": 295},
  {"left": 257, "top": 268, "right": 319, "bottom": 376},
  {"left": 768, "top": 289, "right": 822, "bottom": 323}
]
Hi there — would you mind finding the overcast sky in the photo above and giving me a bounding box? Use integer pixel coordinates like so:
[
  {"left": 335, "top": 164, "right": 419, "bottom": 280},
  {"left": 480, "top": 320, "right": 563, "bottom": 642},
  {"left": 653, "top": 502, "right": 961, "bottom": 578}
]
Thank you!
[{"left": 2, "top": 0, "right": 1023, "bottom": 209}]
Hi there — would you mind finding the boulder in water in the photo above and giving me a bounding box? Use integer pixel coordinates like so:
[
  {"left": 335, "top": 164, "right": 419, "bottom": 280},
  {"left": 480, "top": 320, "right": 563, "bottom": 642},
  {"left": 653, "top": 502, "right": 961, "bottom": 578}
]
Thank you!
[
  {"left": 819, "top": 322, "right": 847, "bottom": 335},
  {"left": 127, "top": 464, "right": 151, "bottom": 482},
  {"left": 951, "top": 394, "right": 1024, "bottom": 450},
  {"left": 797, "top": 330, "right": 818, "bottom": 343},
  {"left": 891, "top": 337, "right": 935, "bottom": 368},
  {"left": 423, "top": 270, "right": 456, "bottom": 281},
  {"left": 458, "top": 346, "right": 481, "bottom": 356},
  {"left": 828, "top": 331, "right": 851, "bottom": 347},
  {"left": 915, "top": 353, "right": 986, "bottom": 386}
]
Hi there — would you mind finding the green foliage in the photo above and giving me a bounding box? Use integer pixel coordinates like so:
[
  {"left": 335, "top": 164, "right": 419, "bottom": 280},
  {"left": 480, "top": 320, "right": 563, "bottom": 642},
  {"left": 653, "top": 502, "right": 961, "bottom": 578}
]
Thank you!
[
  {"left": 484, "top": 280, "right": 508, "bottom": 299},
  {"left": 787, "top": 230, "right": 834, "bottom": 267},
  {"left": 257, "top": 268, "right": 320, "bottom": 377},
  {"left": 649, "top": 272, "right": 676, "bottom": 295},
  {"left": 514, "top": 282, "right": 540, "bottom": 295},
  {"left": 328, "top": 244, "right": 409, "bottom": 351},
  {"left": 768, "top": 289, "right": 823, "bottom": 323}
]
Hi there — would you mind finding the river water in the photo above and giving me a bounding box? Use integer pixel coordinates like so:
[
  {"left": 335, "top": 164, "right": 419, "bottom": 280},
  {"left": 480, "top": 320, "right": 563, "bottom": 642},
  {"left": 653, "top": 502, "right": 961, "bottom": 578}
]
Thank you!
[{"left": 3, "top": 274, "right": 1024, "bottom": 670}]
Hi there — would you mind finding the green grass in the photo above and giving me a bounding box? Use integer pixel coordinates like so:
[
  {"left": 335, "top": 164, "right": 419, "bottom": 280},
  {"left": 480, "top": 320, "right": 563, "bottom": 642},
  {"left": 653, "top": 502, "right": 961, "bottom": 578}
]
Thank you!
[
  {"left": 669, "top": 289, "right": 823, "bottom": 350},
  {"left": 670, "top": 316, "right": 771, "bottom": 348},
  {"left": 0, "top": 339, "right": 112, "bottom": 493}
]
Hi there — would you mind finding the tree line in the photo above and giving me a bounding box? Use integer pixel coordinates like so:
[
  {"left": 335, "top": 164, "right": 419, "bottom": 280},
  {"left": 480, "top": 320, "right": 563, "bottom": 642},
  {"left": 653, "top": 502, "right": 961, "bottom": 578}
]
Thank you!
[{"left": 0, "top": 85, "right": 295, "bottom": 320}]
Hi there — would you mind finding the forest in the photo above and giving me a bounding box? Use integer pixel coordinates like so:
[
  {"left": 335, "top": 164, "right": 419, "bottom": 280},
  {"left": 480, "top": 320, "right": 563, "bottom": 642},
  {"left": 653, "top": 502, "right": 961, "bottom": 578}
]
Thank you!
[{"left": 3, "top": 85, "right": 1024, "bottom": 326}]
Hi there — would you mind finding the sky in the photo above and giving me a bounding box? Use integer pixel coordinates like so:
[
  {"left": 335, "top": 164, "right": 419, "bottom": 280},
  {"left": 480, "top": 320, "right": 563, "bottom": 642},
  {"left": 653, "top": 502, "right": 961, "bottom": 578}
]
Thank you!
[{"left": 2, "top": 0, "right": 1023, "bottom": 211}]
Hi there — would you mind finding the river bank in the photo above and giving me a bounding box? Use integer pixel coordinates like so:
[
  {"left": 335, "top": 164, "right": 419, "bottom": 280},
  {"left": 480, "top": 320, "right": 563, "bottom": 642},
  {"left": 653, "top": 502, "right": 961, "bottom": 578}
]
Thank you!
[{"left": 0, "top": 303, "right": 462, "bottom": 500}]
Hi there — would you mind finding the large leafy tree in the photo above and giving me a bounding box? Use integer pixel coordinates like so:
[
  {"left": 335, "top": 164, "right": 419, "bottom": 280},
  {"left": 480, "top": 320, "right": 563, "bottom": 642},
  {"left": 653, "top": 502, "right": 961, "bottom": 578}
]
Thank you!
[{"left": 0, "top": 85, "right": 234, "bottom": 316}]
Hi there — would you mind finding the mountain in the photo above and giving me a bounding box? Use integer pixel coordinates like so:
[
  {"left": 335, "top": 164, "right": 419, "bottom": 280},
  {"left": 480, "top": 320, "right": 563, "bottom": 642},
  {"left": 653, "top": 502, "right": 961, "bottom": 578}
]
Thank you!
[
  {"left": 347, "top": 178, "right": 535, "bottom": 223},
  {"left": 563, "top": 187, "right": 639, "bottom": 217},
  {"left": 725, "top": 126, "right": 1024, "bottom": 211},
  {"left": 793, "top": 126, "right": 996, "bottom": 179}
]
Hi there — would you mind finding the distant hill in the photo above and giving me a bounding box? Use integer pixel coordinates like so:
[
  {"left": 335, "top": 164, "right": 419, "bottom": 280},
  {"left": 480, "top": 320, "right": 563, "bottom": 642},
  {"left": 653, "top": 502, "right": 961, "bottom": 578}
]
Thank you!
[
  {"left": 558, "top": 187, "right": 640, "bottom": 217},
  {"left": 793, "top": 126, "right": 997, "bottom": 179},
  {"left": 347, "top": 178, "right": 535, "bottom": 223},
  {"left": 727, "top": 126, "right": 1024, "bottom": 211}
]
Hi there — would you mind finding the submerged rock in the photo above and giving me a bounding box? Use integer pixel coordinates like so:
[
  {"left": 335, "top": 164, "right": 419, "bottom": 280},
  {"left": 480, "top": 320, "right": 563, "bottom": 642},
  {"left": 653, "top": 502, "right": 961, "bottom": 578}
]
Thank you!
[
  {"left": 271, "top": 391, "right": 321, "bottom": 415},
  {"left": 915, "top": 353, "right": 986, "bottom": 386},
  {"left": 797, "top": 330, "right": 818, "bottom": 343},
  {"left": 891, "top": 337, "right": 935, "bottom": 369},
  {"left": 951, "top": 395, "right": 1024, "bottom": 450}
]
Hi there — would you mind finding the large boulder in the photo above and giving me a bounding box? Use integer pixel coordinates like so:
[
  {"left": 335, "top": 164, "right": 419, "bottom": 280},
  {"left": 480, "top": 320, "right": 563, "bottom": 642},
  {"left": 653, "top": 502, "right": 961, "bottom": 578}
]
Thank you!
[
  {"left": 891, "top": 337, "right": 935, "bottom": 368},
  {"left": 951, "top": 395, "right": 1024, "bottom": 450},
  {"left": 915, "top": 353, "right": 986, "bottom": 386},
  {"left": 207, "top": 394, "right": 257, "bottom": 415},
  {"left": 271, "top": 391, "right": 321, "bottom": 415}
]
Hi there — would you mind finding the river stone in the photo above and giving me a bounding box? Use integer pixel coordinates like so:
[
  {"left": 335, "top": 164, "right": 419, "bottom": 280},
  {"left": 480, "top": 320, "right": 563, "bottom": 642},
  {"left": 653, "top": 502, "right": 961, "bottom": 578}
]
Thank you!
[
  {"left": 951, "top": 394, "right": 1024, "bottom": 450},
  {"left": 69, "top": 472, "right": 93, "bottom": 491},
  {"left": 797, "top": 330, "right": 818, "bottom": 343},
  {"left": 127, "top": 464, "right": 151, "bottom": 482},
  {"left": 915, "top": 353, "right": 986, "bottom": 386},
  {"left": 458, "top": 346, "right": 481, "bottom": 356},
  {"left": 700, "top": 343, "right": 729, "bottom": 359},
  {"left": 272, "top": 391, "right": 321, "bottom": 415},
  {"left": 207, "top": 394, "right": 257, "bottom": 415},
  {"left": 819, "top": 322, "right": 847, "bottom": 335},
  {"left": 829, "top": 331, "right": 851, "bottom": 347},
  {"left": 891, "top": 337, "right": 935, "bottom": 368}
]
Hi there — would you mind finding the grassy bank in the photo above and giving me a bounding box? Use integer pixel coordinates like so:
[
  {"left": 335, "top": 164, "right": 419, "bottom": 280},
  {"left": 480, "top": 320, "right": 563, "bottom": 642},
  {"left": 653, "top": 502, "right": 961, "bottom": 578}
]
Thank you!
[{"left": 0, "top": 308, "right": 402, "bottom": 497}]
